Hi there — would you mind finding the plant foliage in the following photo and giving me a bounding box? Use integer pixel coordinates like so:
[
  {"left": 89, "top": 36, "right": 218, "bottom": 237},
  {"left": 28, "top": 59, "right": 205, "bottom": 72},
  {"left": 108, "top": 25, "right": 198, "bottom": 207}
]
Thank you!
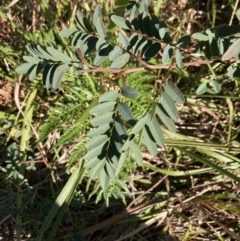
[{"left": 16, "top": 0, "right": 240, "bottom": 192}]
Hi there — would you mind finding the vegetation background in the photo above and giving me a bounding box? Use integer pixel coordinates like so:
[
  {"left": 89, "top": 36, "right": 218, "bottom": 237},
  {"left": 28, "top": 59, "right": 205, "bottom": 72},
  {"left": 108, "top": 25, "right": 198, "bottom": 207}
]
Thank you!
[{"left": 1, "top": 0, "right": 240, "bottom": 240}]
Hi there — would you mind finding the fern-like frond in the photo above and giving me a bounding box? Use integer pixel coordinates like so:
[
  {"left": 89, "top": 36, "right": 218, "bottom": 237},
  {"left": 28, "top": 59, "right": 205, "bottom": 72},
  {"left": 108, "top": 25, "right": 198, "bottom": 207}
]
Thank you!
[
  {"left": 54, "top": 125, "right": 84, "bottom": 148},
  {"left": 67, "top": 141, "right": 87, "bottom": 168}
]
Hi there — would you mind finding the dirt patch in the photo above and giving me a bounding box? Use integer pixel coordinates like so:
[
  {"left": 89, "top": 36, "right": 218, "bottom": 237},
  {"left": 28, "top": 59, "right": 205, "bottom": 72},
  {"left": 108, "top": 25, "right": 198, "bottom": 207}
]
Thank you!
[{"left": 0, "top": 80, "right": 14, "bottom": 109}]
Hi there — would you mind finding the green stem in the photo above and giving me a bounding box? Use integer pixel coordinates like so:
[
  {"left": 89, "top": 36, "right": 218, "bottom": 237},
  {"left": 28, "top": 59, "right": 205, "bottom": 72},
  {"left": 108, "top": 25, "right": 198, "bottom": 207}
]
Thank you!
[
  {"left": 75, "top": 98, "right": 99, "bottom": 124},
  {"left": 16, "top": 89, "right": 37, "bottom": 241}
]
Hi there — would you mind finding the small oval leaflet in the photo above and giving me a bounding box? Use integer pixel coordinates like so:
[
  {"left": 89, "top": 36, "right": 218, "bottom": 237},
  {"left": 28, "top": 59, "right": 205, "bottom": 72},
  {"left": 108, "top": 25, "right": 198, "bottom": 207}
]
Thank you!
[
  {"left": 99, "top": 168, "right": 109, "bottom": 189},
  {"left": 23, "top": 56, "right": 41, "bottom": 64},
  {"left": 131, "top": 114, "right": 150, "bottom": 135},
  {"left": 90, "top": 101, "right": 116, "bottom": 115},
  {"left": 196, "top": 82, "right": 208, "bottom": 95},
  {"left": 84, "top": 141, "right": 107, "bottom": 161},
  {"left": 91, "top": 112, "right": 113, "bottom": 127},
  {"left": 176, "top": 34, "right": 191, "bottom": 48},
  {"left": 46, "top": 47, "right": 72, "bottom": 62},
  {"left": 105, "top": 161, "right": 116, "bottom": 181},
  {"left": 93, "top": 54, "right": 108, "bottom": 66},
  {"left": 156, "top": 104, "right": 176, "bottom": 132},
  {"left": 109, "top": 46, "right": 123, "bottom": 61},
  {"left": 142, "top": 42, "right": 161, "bottom": 60},
  {"left": 129, "top": 141, "right": 143, "bottom": 166},
  {"left": 16, "top": 63, "right": 35, "bottom": 74},
  {"left": 121, "top": 86, "right": 138, "bottom": 99},
  {"left": 163, "top": 80, "right": 185, "bottom": 104},
  {"left": 142, "top": 13, "right": 153, "bottom": 37},
  {"left": 95, "top": 16, "right": 107, "bottom": 39},
  {"left": 110, "top": 53, "right": 130, "bottom": 68},
  {"left": 93, "top": 4, "right": 102, "bottom": 28},
  {"left": 162, "top": 44, "right": 173, "bottom": 64},
  {"left": 222, "top": 38, "right": 240, "bottom": 61},
  {"left": 99, "top": 89, "right": 120, "bottom": 103},
  {"left": 147, "top": 116, "right": 164, "bottom": 147},
  {"left": 142, "top": 127, "right": 158, "bottom": 157},
  {"left": 115, "top": 152, "right": 126, "bottom": 176},
  {"left": 52, "top": 63, "right": 70, "bottom": 89},
  {"left": 87, "top": 123, "right": 110, "bottom": 137},
  {"left": 117, "top": 103, "right": 135, "bottom": 123},
  {"left": 161, "top": 92, "right": 179, "bottom": 121},
  {"left": 111, "top": 15, "right": 130, "bottom": 29},
  {"left": 29, "top": 62, "right": 45, "bottom": 81},
  {"left": 211, "top": 80, "right": 221, "bottom": 93},
  {"left": 90, "top": 158, "right": 106, "bottom": 180},
  {"left": 84, "top": 156, "right": 101, "bottom": 168},
  {"left": 191, "top": 32, "right": 208, "bottom": 41},
  {"left": 87, "top": 135, "right": 108, "bottom": 149},
  {"left": 59, "top": 28, "right": 78, "bottom": 38},
  {"left": 176, "top": 49, "right": 184, "bottom": 68},
  {"left": 118, "top": 31, "right": 129, "bottom": 49}
]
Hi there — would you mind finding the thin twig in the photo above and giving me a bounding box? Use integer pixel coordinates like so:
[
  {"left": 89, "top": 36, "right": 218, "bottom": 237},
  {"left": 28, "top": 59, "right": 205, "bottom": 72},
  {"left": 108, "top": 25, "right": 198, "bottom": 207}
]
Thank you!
[
  {"left": 14, "top": 75, "right": 57, "bottom": 183},
  {"left": 77, "top": 60, "right": 214, "bottom": 79},
  {"left": 229, "top": 0, "right": 240, "bottom": 26}
]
